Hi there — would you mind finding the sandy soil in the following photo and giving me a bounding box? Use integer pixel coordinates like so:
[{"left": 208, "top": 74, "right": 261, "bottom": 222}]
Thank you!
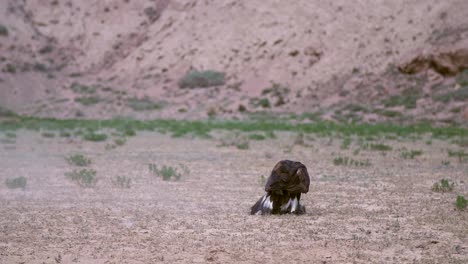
[{"left": 0, "top": 131, "right": 467, "bottom": 263}]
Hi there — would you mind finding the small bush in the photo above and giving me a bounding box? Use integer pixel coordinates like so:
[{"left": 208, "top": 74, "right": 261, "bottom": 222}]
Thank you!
[
  {"left": 149, "top": 164, "right": 182, "bottom": 181},
  {"left": 370, "top": 143, "right": 392, "bottom": 151},
  {"left": 83, "top": 132, "right": 107, "bottom": 142},
  {"left": 248, "top": 133, "right": 266, "bottom": 140},
  {"left": 178, "top": 70, "right": 225, "bottom": 89},
  {"left": 70, "top": 82, "right": 96, "bottom": 94},
  {"left": 333, "top": 156, "right": 371, "bottom": 167},
  {"left": 400, "top": 149, "right": 423, "bottom": 159},
  {"left": 75, "top": 96, "right": 101, "bottom": 105},
  {"left": 455, "top": 195, "right": 467, "bottom": 210},
  {"left": 3, "top": 64, "right": 16, "bottom": 73},
  {"left": 127, "top": 97, "right": 162, "bottom": 111},
  {"left": 431, "top": 179, "right": 455, "bottom": 192},
  {"left": 112, "top": 176, "right": 131, "bottom": 188},
  {"left": 41, "top": 132, "right": 55, "bottom": 138},
  {"left": 66, "top": 154, "right": 91, "bottom": 167},
  {"left": 448, "top": 149, "right": 468, "bottom": 163},
  {"left": 0, "top": 24, "right": 8, "bottom": 36},
  {"left": 65, "top": 169, "right": 97, "bottom": 187},
  {"left": 5, "top": 177, "right": 27, "bottom": 189},
  {"left": 340, "top": 137, "right": 351, "bottom": 149},
  {"left": 114, "top": 138, "right": 126, "bottom": 146}
]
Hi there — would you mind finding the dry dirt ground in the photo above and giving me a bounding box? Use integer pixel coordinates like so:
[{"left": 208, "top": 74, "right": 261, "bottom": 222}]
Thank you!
[{"left": 0, "top": 131, "right": 467, "bottom": 263}]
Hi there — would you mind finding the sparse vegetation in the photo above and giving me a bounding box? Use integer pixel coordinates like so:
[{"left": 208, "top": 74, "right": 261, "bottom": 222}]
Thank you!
[
  {"left": 149, "top": 164, "right": 182, "bottom": 181},
  {"left": 75, "top": 96, "right": 101, "bottom": 106},
  {"left": 248, "top": 133, "right": 266, "bottom": 140},
  {"left": 382, "top": 88, "right": 420, "bottom": 109},
  {"left": 114, "top": 138, "right": 126, "bottom": 146},
  {"left": 127, "top": 97, "right": 162, "bottom": 111},
  {"left": 70, "top": 82, "right": 96, "bottom": 94},
  {"left": 66, "top": 154, "right": 91, "bottom": 167},
  {"left": 448, "top": 149, "right": 468, "bottom": 163},
  {"left": 218, "top": 133, "right": 250, "bottom": 150},
  {"left": 41, "top": 131, "right": 55, "bottom": 138},
  {"left": 83, "top": 132, "right": 108, "bottom": 142},
  {"left": 455, "top": 195, "right": 467, "bottom": 210},
  {"left": 65, "top": 169, "right": 97, "bottom": 187},
  {"left": 0, "top": 24, "right": 8, "bottom": 36},
  {"left": 178, "top": 70, "right": 225, "bottom": 89},
  {"left": 431, "top": 179, "right": 455, "bottom": 192},
  {"left": 370, "top": 143, "right": 392, "bottom": 151},
  {"left": 258, "top": 175, "right": 266, "bottom": 186},
  {"left": 340, "top": 137, "right": 351, "bottom": 149},
  {"left": 333, "top": 156, "right": 371, "bottom": 167},
  {"left": 5, "top": 177, "right": 27, "bottom": 189},
  {"left": 112, "top": 176, "right": 131, "bottom": 188},
  {"left": 400, "top": 149, "right": 423, "bottom": 159}
]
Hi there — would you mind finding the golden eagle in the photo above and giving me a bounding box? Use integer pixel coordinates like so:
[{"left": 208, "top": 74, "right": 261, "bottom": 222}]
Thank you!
[{"left": 251, "top": 160, "right": 310, "bottom": 215}]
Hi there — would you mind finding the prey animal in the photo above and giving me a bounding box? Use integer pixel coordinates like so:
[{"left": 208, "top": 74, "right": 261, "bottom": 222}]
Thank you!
[{"left": 251, "top": 160, "right": 310, "bottom": 215}]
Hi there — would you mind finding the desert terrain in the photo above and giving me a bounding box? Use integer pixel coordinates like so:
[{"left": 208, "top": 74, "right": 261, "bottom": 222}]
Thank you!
[
  {"left": 1, "top": 0, "right": 468, "bottom": 263},
  {"left": 0, "top": 127, "right": 467, "bottom": 263}
]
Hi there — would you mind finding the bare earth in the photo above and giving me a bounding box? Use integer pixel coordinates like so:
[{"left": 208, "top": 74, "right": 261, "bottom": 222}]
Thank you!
[{"left": 0, "top": 131, "right": 467, "bottom": 263}]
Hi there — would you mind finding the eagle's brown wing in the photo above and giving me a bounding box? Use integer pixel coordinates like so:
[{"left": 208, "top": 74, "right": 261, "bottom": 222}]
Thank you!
[{"left": 265, "top": 160, "right": 310, "bottom": 194}]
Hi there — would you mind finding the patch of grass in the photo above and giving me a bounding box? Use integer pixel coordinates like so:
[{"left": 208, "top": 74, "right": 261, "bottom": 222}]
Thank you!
[
  {"left": 455, "top": 195, "right": 467, "bottom": 210},
  {"left": 65, "top": 169, "right": 97, "bottom": 187},
  {"left": 41, "top": 131, "right": 55, "bottom": 138},
  {"left": 340, "top": 137, "right": 351, "bottom": 149},
  {"left": 149, "top": 164, "right": 182, "bottom": 181},
  {"left": 3, "top": 64, "right": 16, "bottom": 73},
  {"left": 400, "top": 149, "right": 423, "bottom": 159},
  {"left": 114, "top": 138, "right": 126, "bottom": 146},
  {"left": 59, "top": 130, "right": 71, "bottom": 137},
  {"left": 370, "top": 143, "right": 392, "bottom": 151},
  {"left": 70, "top": 82, "right": 96, "bottom": 94},
  {"left": 456, "top": 69, "right": 468, "bottom": 86},
  {"left": 433, "top": 86, "right": 468, "bottom": 102},
  {"left": 431, "top": 179, "right": 455, "bottom": 192},
  {"left": 66, "top": 154, "right": 91, "bottom": 167},
  {"left": 74, "top": 96, "right": 101, "bottom": 106},
  {"left": 83, "top": 132, "right": 107, "bottom": 142},
  {"left": 382, "top": 88, "right": 420, "bottom": 109},
  {"left": 5, "top": 177, "right": 27, "bottom": 189},
  {"left": 0, "top": 24, "right": 8, "bottom": 36},
  {"left": 1, "top": 115, "right": 468, "bottom": 141},
  {"left": 112, "top": 176, "right": 131, "bottom": 188},
  {"left": 448, "top": 149, "right": 468, "bottom": 163},
  {"left": 452, "top": 137, "right": 468, "bottom": 148},
  {"left": 250, "top": 98, "right": 271, "bottom": 108},
  {"left": 5, "top": 132, "right": 16, "bottom": 138},
  {"left": 333, "top": 156, "right": 371, "bottom": 167},
  {"left": 178, "top": 70, "right": 225, "bottom": 89},
  {"left": 218, "top": 133, "right": 250, "bottom": 150},
  {"left": 127, "top": 97, "right": 162, "bottom": 111},
  {"left": 248, "top": 133, "right": 266, "bottom": 140}
]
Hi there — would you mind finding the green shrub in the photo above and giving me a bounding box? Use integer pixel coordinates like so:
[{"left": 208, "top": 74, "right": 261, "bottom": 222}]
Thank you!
[
  {"left": 370, "top": 143, "right": 392, "bottom": 151},
  {"left": 400, "top": 149, "right": 423, "bottom": 159},
  {"left": 83, "top": 132, "right": 107, "bottom": 142},
  {"left": 113, "top": 176, "right": 131, "bottom": 188},
  {"left": 178, "top": 70, "right": 225, "bottom": 89},
  {"left": 455, "top": 195, "right": 467, "bottom": 210},
  {"left": 114, "top": 138, "right": 126, "bottom": 146},
  {"left": 66, "top": 154, "right": 91, "bottom": 166},
  {"left": 333, "top": 156, "right": 371, "bottom": 167},
  {"left": 127, "top": 97, "right": 162, "bottom": 111},
  {"left": 431, "top": 179, "right": 454, "bottom": 192},
  {"left": 5, "top": 177, "right": 27, "bottom": 189},
  {"left": 65, "top": 169, "right": 97, "bottom": 187},
  {"left": 149, "top": 164, "right": 182, "bottom": 181},
  {"left": 75, "top": 96, "right": 101, "bottom": 105},
  {"left": 70, "top": 82, "right": 96, "bottom": 94},
  {"left": 0, "top": 24, "right": 8, "bottom": 36}
]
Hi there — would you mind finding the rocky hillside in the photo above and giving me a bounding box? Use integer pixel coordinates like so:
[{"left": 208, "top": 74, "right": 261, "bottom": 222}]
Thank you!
[{"left": 1, "top": 0, "right": 467, "bottom": 124}]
